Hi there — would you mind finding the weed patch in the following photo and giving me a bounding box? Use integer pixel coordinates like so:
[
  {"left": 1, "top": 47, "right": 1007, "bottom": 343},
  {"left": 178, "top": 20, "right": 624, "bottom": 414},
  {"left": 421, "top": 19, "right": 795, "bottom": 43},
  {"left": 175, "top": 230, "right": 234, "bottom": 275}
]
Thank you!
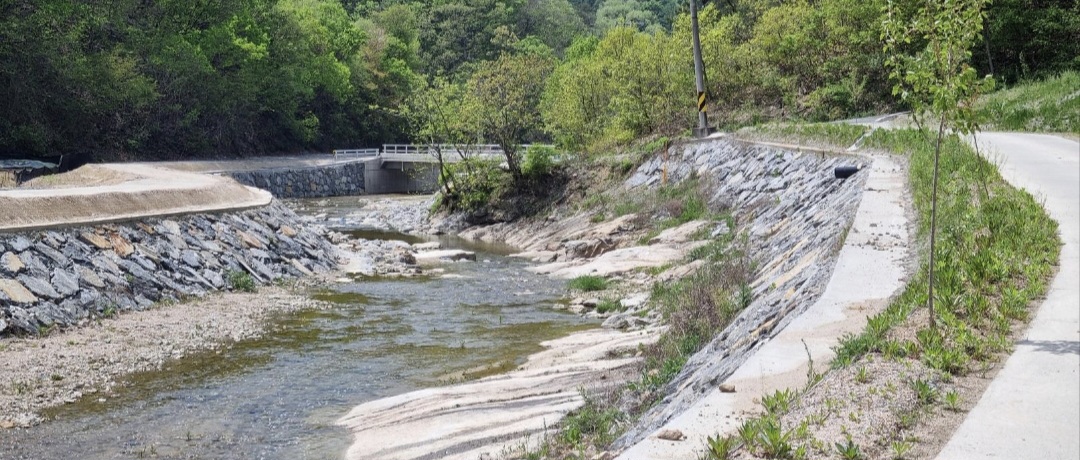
[
  {"left": 226, "top": 270, "right": 257, "bottom": 293},
  {"left": 568, "top": 275, "right": 608, "bottom": 292},
  {"left": 976, "top": 71, "right": 1080, "bottom": 133}
]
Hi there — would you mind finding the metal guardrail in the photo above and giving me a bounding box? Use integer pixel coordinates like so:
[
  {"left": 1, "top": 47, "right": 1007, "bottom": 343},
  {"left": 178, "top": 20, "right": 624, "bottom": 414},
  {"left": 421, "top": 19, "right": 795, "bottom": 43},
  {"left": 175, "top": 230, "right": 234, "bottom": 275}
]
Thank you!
[
  {"left": 332, "top": 148, "right": 381, "bottom": 158},
  {"left": 333, "top": 144, "right": 555, "bottom": 162}
]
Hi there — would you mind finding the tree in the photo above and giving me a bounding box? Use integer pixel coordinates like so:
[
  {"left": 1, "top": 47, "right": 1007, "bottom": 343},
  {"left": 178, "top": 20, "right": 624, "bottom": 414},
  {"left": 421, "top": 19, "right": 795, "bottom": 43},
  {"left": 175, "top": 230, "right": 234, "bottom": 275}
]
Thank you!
[
  {"left": 403, "top": 77, "right": 481, "bottom": 198},
  {"left": 519, "top": 0, "right": 588, "bottom": 52},
  {"left": 596, "top": 0, "right": 660, "bottom": 31},
  {"left": 883, "top": 0, "right": 994, "bottom": 331},
  {"left": 468, "top": 53, "right": 555, "bottom": 181}
]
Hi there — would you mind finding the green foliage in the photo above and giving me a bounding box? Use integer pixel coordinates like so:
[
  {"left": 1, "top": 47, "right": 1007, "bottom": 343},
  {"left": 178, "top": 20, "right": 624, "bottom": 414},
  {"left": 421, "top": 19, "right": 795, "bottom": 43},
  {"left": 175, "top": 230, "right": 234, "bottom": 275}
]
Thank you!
[
  {"left": 541, "top": 28, "right": 692, "bottom": 150},
  {"left": 636, "top": 235, "right": 752, "bottom": 393},
  {"left": 943, "top": 390, "right": 962, "bottom": 411},
  {"left": 911, "top": 378, "right": 938, "bottom": 405},
  {"left": 976, "top": 71, "right": 1080, "bottom": 133},
  {"left": 0, "top": 0, "right": 418, "bottom": 160},
  {"left": 560, "top": 395, "right": 623, "bottom": 447},
  {"left": 468, "top": 53, "right": 555, "bottom": 180},
  {"left": 740, "top": 123, "right": 869, "bottom": 149},
  {"left": 568, "top": 275, "right": 609, "bottom": 292},
  {"left": 705, "top": 434, "right": 738, "bottom": 460},
  {"left": 227, "top": 270, "right": 257, "bottom": 293},
  {"left": 762, "top": 389, "right": 797, "bottom": 416},
  {"left": 973, "top": 0, "right": 1080, "bottom": 84},
  {"left": 441, "top": 158, "right": 508, "bottom": 212},
  {"left": 831, "top": 129, "right": 1059, "bottom": 374},
  {"left": 834, "top": 437, "right": 865, "bottom": 460},
  {"left": 521, "top": 146, "right": 558, "bottom": 179},
  {"left": 891, "top": 440, "right": 914, "bottom": 459},
  {"left": 596, "top": 299, "right": 621, "bottom": 314}
]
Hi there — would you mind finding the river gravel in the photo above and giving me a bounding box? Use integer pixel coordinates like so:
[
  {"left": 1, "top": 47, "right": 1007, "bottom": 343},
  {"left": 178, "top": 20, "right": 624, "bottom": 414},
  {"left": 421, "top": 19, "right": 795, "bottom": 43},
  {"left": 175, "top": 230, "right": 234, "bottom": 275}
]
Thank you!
[{"left": 0, "top": 281, "right": 332, "bottom": 429}]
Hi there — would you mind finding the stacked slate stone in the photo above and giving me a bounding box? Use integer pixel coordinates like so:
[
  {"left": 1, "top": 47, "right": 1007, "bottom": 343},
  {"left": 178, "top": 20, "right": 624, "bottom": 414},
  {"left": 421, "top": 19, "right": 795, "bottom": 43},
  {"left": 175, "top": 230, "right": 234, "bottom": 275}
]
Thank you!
[
  {"left": 0, "top": 202, "right": 340, "bottom": 336},
  {"left": 226, "top": 161, "right": 366, "bottom": 199},
  {"left": 615, "top": 140, "right": 871, "bottom": 447}
]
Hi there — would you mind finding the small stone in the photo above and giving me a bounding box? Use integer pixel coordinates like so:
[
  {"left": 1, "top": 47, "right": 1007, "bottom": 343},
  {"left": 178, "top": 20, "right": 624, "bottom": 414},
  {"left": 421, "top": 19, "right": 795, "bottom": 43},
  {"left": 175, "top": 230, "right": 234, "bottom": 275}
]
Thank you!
[
  {"left": 181, "top": 250, "right": 201, "bottom": 268},
  {"left": 591, "top": 452, "right": 614, "bottom": 460},
  {"left": 582, "top": 298, "right": 600, "bottom": 308},
  {"left": 34, "top": 243, "right": 70, "bottom": 265},
  {"left": 109, "top": 234, "right": 134, "bottom": 257},
  {"left": 237, "top": 230, "right": 264, "bottom": 249},
  {"left": 9, "top": 236, "right": 32, "bottom": 252},
  {"left": 17, "top": 275, "right": 60, "bottom": 299},
  {"left": 0, "top": 279, "right": 37, "bottom": 304},
  {"left": 279, "top": 225, "right": 298, "bottom": 237},
  {"left": 656, "top": 429, "right": 686, "bottom": 441},
  {"left": 1, "top": 252, "right": 24, "bottom": 274},
  {"left": 80, "top": 232, "right": 112, "bottom": 250},
  {"left": 51, "top": 269, "right": 79, "bottom": 297},
  {"left": 719, "top": 383, "right": 736, "bottom": 393},
  {"left": 0, "top": 420, "right": 14, "bottom": 429},
  {"left": 76, "top": 266, "right": 105, "bottom": 289},
  {"left": 160, "top": 220, "right": 181, "bottom": 235}
]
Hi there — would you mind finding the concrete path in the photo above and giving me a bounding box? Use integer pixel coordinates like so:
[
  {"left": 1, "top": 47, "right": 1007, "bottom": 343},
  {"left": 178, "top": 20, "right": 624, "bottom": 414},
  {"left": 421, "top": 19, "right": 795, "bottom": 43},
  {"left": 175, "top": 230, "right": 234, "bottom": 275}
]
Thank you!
[
  {"left": 937, "top": 133, "right": 1080, "bottom": 460},
  {"left": 0, "top": 163, "right": 272, "bottom": 232},
  {"left": 617, "top": 151, "right": 911, "bottom": 459}
]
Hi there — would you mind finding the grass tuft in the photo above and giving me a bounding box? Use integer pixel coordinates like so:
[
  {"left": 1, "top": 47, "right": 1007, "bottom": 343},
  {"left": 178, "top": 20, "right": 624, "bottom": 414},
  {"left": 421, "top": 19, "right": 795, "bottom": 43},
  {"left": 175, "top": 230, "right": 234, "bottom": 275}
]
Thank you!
[{"left": 567, "top": 275, "right": 608, "bottom": 292}]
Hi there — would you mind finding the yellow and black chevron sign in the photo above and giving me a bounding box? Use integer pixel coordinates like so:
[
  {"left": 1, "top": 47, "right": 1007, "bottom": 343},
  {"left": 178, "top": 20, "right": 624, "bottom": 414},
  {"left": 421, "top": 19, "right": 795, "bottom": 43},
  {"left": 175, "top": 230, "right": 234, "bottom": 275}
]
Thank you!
[{"left": 697, "top": 91, "right": 707, "bottom": 112}]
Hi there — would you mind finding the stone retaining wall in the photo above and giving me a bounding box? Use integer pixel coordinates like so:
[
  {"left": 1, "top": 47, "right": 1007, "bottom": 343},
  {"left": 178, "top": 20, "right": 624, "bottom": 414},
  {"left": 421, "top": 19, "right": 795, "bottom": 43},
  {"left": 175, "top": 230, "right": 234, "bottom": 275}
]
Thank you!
[
  {"left": 614, "top": 138, "right": 871, "bottom": 447},
  {"left": 225, "top": 161, "right": 365, "bottom": 198},
  {"left": 0, "top": 202, "right": 339, "bottom": 336}
]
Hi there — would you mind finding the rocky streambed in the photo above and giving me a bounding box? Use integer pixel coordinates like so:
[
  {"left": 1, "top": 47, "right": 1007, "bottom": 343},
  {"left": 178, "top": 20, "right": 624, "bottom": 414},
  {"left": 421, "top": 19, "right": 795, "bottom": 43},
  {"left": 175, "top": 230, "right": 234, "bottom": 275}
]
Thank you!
[{"left": 0, "top": 195, "right": 595, "bottom": 459}]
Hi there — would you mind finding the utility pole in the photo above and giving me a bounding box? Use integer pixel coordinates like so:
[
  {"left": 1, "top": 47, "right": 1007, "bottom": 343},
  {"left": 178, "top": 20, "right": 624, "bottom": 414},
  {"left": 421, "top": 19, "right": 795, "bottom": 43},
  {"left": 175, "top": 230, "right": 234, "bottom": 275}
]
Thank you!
[{"left": 691, "top": 0, "right": 713, "bottom": 138}]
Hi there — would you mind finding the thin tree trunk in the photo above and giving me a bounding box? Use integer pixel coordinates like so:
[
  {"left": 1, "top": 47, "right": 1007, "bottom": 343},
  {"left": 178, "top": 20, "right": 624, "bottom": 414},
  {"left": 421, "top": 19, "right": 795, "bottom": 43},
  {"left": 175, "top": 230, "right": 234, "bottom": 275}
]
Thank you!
[{"left": 928, "top": 116, "right": 947, "bottom": 332}]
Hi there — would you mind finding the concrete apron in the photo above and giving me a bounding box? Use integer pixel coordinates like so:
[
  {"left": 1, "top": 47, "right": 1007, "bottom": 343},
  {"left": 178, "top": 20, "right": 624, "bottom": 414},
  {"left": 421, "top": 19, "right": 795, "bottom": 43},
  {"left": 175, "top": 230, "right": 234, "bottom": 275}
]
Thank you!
[
  {"left": 0, "top": 164, "right": 273, "bottom": 232},
  {"left": 936, "top": 133, "right": 1080, "bottom": 460},
  {"left": 617, "top": 151, "right": 912, "bottom": 459}
]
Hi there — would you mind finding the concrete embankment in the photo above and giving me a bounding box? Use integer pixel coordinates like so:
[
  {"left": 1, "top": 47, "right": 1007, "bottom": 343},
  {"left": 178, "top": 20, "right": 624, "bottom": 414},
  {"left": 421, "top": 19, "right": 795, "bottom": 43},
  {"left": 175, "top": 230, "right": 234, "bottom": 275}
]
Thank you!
[
  {"left": 0, "top": 201, "right": 339, "bottom": 336},
  {"left": 338, "top": 137, "right": 874, "bottom": 459}
]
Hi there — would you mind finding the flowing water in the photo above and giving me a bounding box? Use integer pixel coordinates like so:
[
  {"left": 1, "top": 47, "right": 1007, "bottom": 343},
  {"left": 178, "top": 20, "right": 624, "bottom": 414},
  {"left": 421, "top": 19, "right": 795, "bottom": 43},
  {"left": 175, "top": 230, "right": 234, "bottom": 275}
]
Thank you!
[{"left": 0, "top": 199, "right": 590, "bottom": 459}]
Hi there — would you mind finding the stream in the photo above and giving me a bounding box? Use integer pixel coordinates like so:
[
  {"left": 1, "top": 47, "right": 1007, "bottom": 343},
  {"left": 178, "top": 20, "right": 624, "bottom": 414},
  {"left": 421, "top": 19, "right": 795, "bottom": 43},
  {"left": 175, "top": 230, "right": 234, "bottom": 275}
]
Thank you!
[{"left": 0, "top": 198, "right": 591, "bottom": 459}]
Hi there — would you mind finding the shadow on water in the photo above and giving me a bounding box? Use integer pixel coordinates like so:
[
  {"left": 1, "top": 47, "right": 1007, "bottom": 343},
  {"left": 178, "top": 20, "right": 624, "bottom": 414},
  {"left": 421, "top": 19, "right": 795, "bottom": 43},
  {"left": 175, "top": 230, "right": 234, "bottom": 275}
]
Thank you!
[{"left": 0, "top": 214, "right": 592, "bottom": 460}]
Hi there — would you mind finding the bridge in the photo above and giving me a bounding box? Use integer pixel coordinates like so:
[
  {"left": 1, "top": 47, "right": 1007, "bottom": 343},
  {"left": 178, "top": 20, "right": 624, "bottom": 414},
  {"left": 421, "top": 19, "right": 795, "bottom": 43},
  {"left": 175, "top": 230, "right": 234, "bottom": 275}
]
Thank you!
[
  {"left": 333, "top": 144, "right": 552, "bottom": 163},
  {"left": 332, "top": 144, "right": 555, "bottom": 194}
]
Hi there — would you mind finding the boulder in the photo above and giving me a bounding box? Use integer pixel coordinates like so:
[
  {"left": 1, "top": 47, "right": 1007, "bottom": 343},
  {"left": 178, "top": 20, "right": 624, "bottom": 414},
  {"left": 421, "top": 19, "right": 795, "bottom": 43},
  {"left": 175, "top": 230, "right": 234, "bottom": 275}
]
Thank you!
[
  {"left": 560, "top": 239, "right": 616, "bottom": 259},
  {"left": 412, "top": 242, "right": 442, "bottom": 251},
  {"left": 647, "top": 220, "right": 713, "bottom": 245},
  {"left": 413, "top": 250, "right": 477, "bottom": 266}
]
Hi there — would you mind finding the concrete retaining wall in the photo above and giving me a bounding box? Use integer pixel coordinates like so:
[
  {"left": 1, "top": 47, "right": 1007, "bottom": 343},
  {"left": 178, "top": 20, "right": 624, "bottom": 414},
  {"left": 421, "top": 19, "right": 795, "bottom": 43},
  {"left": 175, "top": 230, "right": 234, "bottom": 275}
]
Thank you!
[
  {"left": 225, "top": 161, "right": 366, "bottom": 198},
  {"left": 362, "top": 159, "right": 441, "bottom": 195},
  {"left": 0, "top": 202, "right": 339, "bottom": 336}
]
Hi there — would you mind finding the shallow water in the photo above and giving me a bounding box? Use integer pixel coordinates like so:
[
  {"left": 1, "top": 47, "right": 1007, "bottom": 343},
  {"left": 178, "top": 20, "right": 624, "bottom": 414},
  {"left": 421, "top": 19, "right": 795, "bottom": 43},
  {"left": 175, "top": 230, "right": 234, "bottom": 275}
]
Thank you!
[{"left": 0, "top": 203, "right": 589, "bottom": 459}]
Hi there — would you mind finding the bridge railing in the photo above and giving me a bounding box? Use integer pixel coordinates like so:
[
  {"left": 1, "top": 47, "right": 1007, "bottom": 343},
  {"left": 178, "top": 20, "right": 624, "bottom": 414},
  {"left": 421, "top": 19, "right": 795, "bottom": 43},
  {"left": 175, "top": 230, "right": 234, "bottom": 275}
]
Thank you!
[
  {"left": 334, "top": 144, "right": 556, "bottom": 161},
  {"left": 332, "top": 148, "right": 381, "bottom": 159}
]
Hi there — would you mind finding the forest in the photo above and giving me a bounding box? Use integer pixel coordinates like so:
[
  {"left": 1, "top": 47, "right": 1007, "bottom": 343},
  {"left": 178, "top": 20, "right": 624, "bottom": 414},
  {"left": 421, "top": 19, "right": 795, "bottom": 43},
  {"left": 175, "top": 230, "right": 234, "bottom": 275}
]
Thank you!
[{"left": 0, "top": 0, "right": 1076, "bottom": 160}]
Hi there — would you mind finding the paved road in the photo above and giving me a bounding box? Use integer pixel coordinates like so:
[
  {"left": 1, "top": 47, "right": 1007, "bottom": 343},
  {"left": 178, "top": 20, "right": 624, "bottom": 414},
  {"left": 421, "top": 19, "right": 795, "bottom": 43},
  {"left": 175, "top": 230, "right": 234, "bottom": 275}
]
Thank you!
[{"left": 937, "top": 132, "right": 1080, "bottom": 460}]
